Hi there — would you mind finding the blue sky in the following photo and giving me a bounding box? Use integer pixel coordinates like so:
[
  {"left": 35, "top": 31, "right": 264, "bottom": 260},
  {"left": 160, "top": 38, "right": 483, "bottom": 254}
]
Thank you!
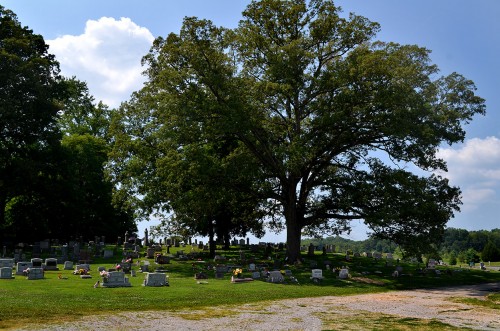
[{"left": 3, "top": 0, "right": 500, "bottom": 242}]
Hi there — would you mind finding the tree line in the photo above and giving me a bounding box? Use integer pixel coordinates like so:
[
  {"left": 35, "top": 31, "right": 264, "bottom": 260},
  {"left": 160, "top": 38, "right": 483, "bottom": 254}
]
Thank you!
[
  {"left": 1, "top": 1, "right": 487, "bottom": 261},
  {"left": 304, "top": 227, "right": 500, "bottom": 263}
]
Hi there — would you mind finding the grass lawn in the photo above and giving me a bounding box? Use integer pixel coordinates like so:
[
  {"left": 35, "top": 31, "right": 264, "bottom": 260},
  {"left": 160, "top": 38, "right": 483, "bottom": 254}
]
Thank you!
[{"left": 1, "top": 245, "right": 499, "bottom": 330}]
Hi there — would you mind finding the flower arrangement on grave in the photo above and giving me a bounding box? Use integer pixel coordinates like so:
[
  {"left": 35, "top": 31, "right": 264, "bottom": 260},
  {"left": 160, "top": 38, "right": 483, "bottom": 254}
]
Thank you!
[
  {"left": 100, "top": 270, "right": 109, "bottom": 279},
  {"left": 23, "top": 268, "right": 30, "bottom": 276},
  {"left": 73, "top": 268, "right": 89, "bottom": 275},
  {"left": 233, "top": 268, "right": 243, "bottom": 278},
  {"left": 115, "top": 264, "right": 122, "bottom": 271}
]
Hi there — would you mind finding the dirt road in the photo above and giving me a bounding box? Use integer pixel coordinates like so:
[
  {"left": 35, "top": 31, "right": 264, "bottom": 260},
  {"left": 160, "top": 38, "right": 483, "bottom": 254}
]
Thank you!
[{"left": 17, "top": 282, "right": 500, "bottom": 330}]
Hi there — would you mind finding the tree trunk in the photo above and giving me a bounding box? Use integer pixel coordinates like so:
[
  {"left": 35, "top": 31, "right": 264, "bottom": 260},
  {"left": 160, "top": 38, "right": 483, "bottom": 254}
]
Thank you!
[
  {"left": 0, "top": 190, "right": 5, "bottom": 245},
  {"left": 208, "top": 218, "right": 216, "bottom": 258},
  {"left": 285, "top": 214, "right": 302, "bottom": 263}
]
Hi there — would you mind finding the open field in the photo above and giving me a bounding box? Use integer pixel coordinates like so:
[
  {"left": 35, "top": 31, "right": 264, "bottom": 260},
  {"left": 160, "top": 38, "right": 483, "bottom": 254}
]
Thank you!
[{"left": 1, "top": 245, "right": 499, "bottom": 330}]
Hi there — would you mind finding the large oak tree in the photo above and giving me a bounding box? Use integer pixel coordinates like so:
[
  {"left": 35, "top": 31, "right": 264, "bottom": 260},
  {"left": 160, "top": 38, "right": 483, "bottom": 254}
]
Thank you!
[{"left": 112, "top": 0, "right": 485, "bottom": 261}]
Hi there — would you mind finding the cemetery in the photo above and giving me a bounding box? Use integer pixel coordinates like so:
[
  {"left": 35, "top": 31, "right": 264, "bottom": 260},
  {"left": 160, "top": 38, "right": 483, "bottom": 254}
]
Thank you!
[{"left": 0, "top": 239, "right": 499, "bottom": 330}]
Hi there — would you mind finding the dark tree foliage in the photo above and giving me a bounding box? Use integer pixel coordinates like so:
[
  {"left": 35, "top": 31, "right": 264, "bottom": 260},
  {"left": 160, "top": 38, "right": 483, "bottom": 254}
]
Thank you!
[
  {"left": 0, "top": 6, "right": 63, "bottom": 243},
  {"left": 1, "top": 7, "right": 135, "bottom": 243}
]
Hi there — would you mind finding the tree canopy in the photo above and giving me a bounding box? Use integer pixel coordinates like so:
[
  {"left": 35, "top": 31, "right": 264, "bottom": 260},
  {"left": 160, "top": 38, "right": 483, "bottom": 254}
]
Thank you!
[
  {"left": 0, "top": 6, "right": 63, "bottom": 242},
  {"left": 110, "top": 0, "right": 485, "bottom": 261},
  {"left": 1, "top": 6, "right": 135, "bottom": 243}
]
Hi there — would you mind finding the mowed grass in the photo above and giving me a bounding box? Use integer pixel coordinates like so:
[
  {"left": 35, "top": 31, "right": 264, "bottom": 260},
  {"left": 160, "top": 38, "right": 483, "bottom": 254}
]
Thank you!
[{"left": 1, "top": 246, "right": 499, "bottom": 330}]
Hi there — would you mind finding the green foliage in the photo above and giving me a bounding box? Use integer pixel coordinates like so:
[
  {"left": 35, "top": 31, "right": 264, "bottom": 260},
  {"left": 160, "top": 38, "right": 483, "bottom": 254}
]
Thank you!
[
  {"left": 109, "top": 0, "right": 485, "bottom": 262},
  {"left": 481, "top": 241, "right": 500, "bottom": 262},
  {"left": 1, "top": 5, "right": 64, "bottom": 241},
  {"left": 448, "top": 251, "right": 458, "bottom": 265},
  {"left": 0, "top": 6, "right": 135, "bottom": 242}
]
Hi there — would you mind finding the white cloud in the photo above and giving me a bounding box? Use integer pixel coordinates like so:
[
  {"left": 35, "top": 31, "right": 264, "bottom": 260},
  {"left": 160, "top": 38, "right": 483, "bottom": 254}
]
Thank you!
[
  {"left": 438, "top": 137, "right": 500, "bottom": 182},
  {"left": 438, "top": 136, "right": 500, "bottom": 222},
  {"left": 48, "top": 17, "right": 154, "bottom": 107}
]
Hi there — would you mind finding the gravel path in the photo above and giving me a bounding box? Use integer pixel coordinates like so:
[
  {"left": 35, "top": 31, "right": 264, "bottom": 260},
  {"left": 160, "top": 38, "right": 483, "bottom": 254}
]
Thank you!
[{"left": 17, "top": 282, "right": 500, "bottom": 331}]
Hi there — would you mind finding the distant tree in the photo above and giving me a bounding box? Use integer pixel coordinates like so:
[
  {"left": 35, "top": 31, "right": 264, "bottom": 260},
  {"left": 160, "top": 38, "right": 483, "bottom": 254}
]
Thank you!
[
  {"left": 481, "top": 241, "right": 500, "bottom": 262},
  {"left": 448, "top": 251, "right": 458, "bottom": 265},
  {"left": 55, "top": 79, "right": 136, "bottom": 241},
  {"left": 461, "top": 248, "right": 480, "bottom": 264},
  {"left": 110, "top": 0, "right": 485, "bottom": 261}
]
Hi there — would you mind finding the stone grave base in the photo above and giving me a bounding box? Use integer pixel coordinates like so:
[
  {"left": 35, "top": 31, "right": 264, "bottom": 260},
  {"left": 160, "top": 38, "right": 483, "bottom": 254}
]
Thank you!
[{"left": 231, "top": 276, "right": 254, "bottom": 283}]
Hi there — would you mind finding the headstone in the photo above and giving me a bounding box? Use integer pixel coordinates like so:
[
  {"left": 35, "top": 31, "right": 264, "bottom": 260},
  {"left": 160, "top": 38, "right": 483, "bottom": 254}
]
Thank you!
[
  {"left": 0, "top": 267, "right": 14, "bottom": 279},
  {"left": 156, "top": 255, "right": 170, "bottom": 265},
  {"left": 40, "top": 240, "right": 50, "bottom": 251},
  {"left": 144, "top": 228, "right": 149, "bottom": 247},
  {"left": 103, "top": 250, "right": 114, "bottom": 258},
  {"left": 147, "top": 248, "right": 155, "bottom": 259},
  {"left": 32, "top": 244, "right": 41, "bottom": 258},
  {"left": 31, "top": 258, "right": 43, "bottom": 268},
  {"left": 118, "top": 262, "right": 131, "bottom": 273},
  {"left": 339, "top": 268, "right": 349, "bottom": 279},
  {"left": 143, "top": 272, "right": 168, "bottom": 286},
  {"left": 239, "top": 239, "right": 245, "bottom": 246},
  {"left": 61, "top": 246, "right": 68, "bottom": 260},
  {"left": 307, "top": 243, "right": 315, "bottom": 256},
  {"left": 251, "top": 271, "right": 261, "bottom": 279},
  {"left": 101, "top": 271, "right": 131, "bottom": 287},
  {"left": 310, "top": 269, "right": 324, "bottom": 282},
  {"left": 16, "top": 262, "right": 32, "bottom": 275},
  {"left": 267, "top": 270, "right": 284, "bottom": 283},
  {"left": 75, "top": 263, "right": 90, "bottom": 271},
  {"left": 44, "top": 258, "right": 59, "bottom": 270},
  {"left": 215, "top": 265, "right": 226, "bottom": 279},
  {"left": 246, "top": 238, "right": 250, "bottom": 245},
  {"left": 0, "top": 259, "right": 14, "bottom": 268},
  {"left": 73, "top": 244, "right": 80, "bottom": 259},
  {"left": 140, "top": 265, "right": 148, "bottom": 272},
  {"left": 248, "top": 263, "right": 256, "bottom": 271},
  {"left": 213, "top": 255, "right": 226, "bottom": 263},
  {"left": 27, "top": 267, "right": 44, "bottom": 280},
  {"left": 64, "top": 261, "right": 74, "bottom": 270}
]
